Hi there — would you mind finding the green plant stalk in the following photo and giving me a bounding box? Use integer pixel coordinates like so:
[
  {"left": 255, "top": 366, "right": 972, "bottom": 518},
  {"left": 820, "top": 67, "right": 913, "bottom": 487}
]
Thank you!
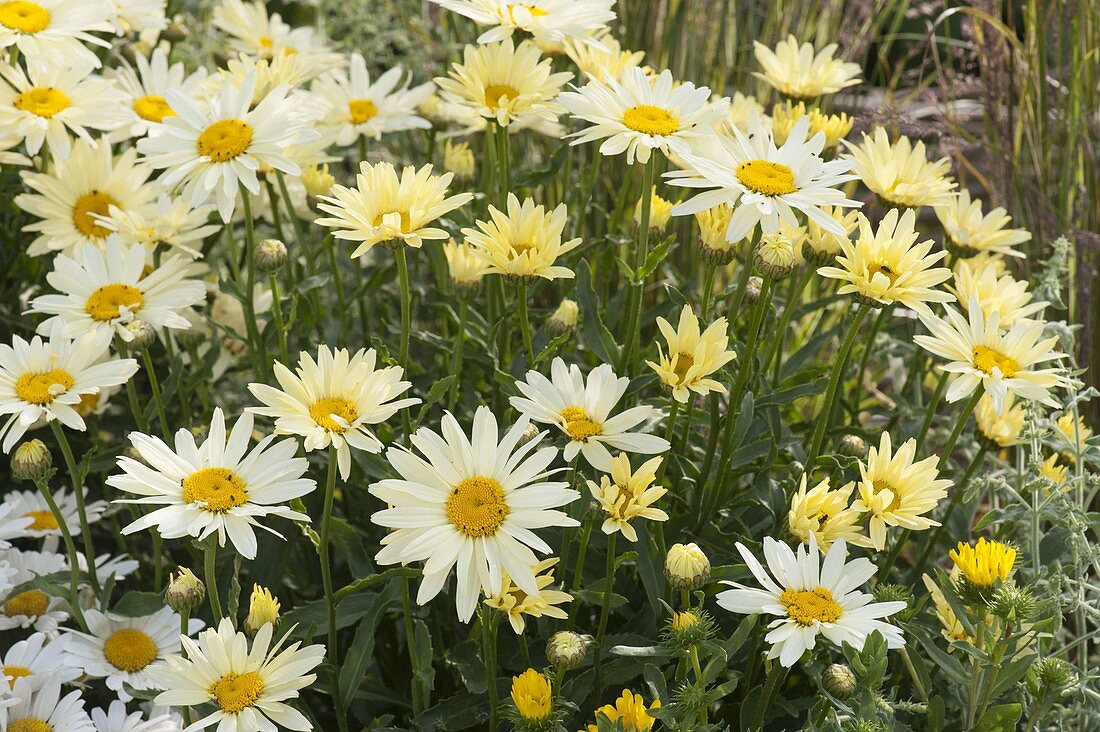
[
  {"left": 557, "top": 457, "right": 582, "bottom": 590},
  {"left": 268, "top": 273, "right": 290, "bottom": 366},
  {"left": 850, "top": 304, "right": 894, "bottom": 414},
  {"left": 141, "top": 348, "right": 171, "bottom": 438},
  {"left": 401, "top": 576, "right": 425, "bottom": 716},
  {"left": 700, "top": 262, "right": 718, "bottom": 319},
  {"left": 914, "top": 371, "right": 951, "bottom": 452},
  {"left": 913, "top": 442, "right": 989, "bottom": 572},
  {"left": 203, "top": 539, "right": 222, "bottom": 621},
  {"left": 690, "top": 394, "right": 721, "bottom": 519},
  {"left": 239, "top": 187, "right": 268, "bottom": 375},
  {"left": 761, "top": 265, "right": 813, "bottom": 382},
  {"left": 120, "top": 345, "right": 150, "bottom": 434},
  {"left": 275, "top": 171, "right": 308, "bottom": 286},
  {"left": 51, "top": 422, "right": 100, "bottom": 596},
  {"left": 617, "top": 158, "right": 656, "bottom": 375},
  {"left": 482, "top": 609, "right": 499, "bottom": 730},
  {"left": 655, "top": 399, "right": 680, "bottom": 484},
  {"left": 179, "top": 605, "right": 193, "bottom": 726},
  {"left": 319, "top": 445, "right": 339, "bottom": 662},
  {"left": 753, "top": 661, "right": 787, "bottom": 730},
  {"left": 396, "top": 247, "right": 413, "bottom": 441},
  {"left": 32, "top": 475, "right": 87, "bottom": 631},
  {"left": 689, "top": 645, "right": 707, "bottom": 725},
  {"left": 517, "top": 282, "right": 535, "bottom": 364},
  {"left": 448, "top": 296, "right": 470, "bottom": 408},
  {"left": 593, "top": 531, "right": 617, "bottom": 692}
]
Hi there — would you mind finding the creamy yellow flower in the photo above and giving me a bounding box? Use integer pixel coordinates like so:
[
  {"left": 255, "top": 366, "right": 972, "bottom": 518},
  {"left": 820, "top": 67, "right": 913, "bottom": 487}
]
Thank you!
[
  {"left": 443, "top": 140, "right": 476, "bottom": 180},
  {"left": 950, "top": 259, "right": 1046, "bottom": 328},
  {"left": 547, "top": 298, "right": 579, "bottom": 331},
  {"left": 922, "top": 574, "right": 974, "bottom": 644},
  {"left": 664, "top": 543, "right": 710, "bottom": 588},
  {"left": 443, "top": 238, "right": 488, "bottom": 289},
  {"left": 752, "top": 35, "right": 861, "bottom": 99},
  {"left": 646, "top": 305, "right": 736, "bottom": 403},
  {"left": 728, "top": 91, "right": 766, "bottom": 131},
  {"left": 756, "top": 228, "right": 798, "bottom": 277},
  {"left": 463, "top": 193, "right": 581, "bottom": 282},
  {"left": 787, "top": 476, "right": 865, "bottom": 551},
  {"left": 1040, "top": 453, "right": 1067, "bottom": 487},
  {"left": 484, "top": 558, "right": 571, "bottom": 634},
  {"left": 803, "top": 205, "right": 858, "bottom": 264},
  {"left": 694, "top": 204, "right": 737, "bottom": 262},
  {"left": 975, "top": 392, "right": 1025, "bottom": 447},
  {"left": 244, "top": 584, "right": 280, "bottom": 632},
  {"left": 950, "top": 538, "right": 1016, "bottom": 588},
  {"left": 511, "top": 668, "right": 553, "bottom": 721},
  {"left": 588, "top": 453, "right": 667, "bottom": 542},
  {"left": 771, "top": 100, "right": 853, "bottom": 149},
  {"left": 562, "top": 30, "right": 644, "bottom": 82},
  {"left": 935, "top": 190, "right": 1031, "bottom": 258},
  {"left": 1054, "top": 412, "right": 1091, "bottom": 451},
  {"left": 844, "top": 127, "right": 956, "bottom": 208},
  {"left": 633, "top": 186, "right": 673, "bottom": 231},
  {"left": 588, "top": 689, "right": 660, "bottom": 732},
  {"left": 301, "top": 163, "right": 335, "bottom": 198}
]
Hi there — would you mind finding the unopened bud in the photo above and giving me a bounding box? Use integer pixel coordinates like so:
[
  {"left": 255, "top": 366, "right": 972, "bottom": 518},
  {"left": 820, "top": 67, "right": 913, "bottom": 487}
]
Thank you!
[
  {"left": 744, "top": 275, "right": 763, "bottom": 303},
  {"left": 302, "top": 163, "right": 335, "bottom": 199},
  {"left": 161, "top": 21, "right": 189, "bottom": 43},
  {"left": 11, "top": 439, "right": 51, "bottom": 481},
  {"left": 823, "top": 663, "right": 857, "bottom": 699},
  {"left": 443, "top": 140, "right": 476, "bottom": 181},
  {"left": 665, "top": 543, "right": 710, "bottom": 590},
  {"left": 547, "top": 299, "right": 578, "bottom": 333},
  {"left": 756, "top": 232, "right": 796, "bottom": 279},
  {"left": 255, "top": 239, "right": 288, "bottom": 272},
  {"left": 165, "top": 567, "right": 205, "bottom": 613},
  {"left": 838, "top": 434, "right": 867, "bottom": 459},
  {"left": 546, "top": 630, "right": 588, "bottom": 671},
  {"left": 123, "top": 320, "right": 157, "bottom": 350},
  {"left": 245, "top": 584, "right": 281, "bottom": 632},
  {"left": 520, "top": 422, "right": 542, "bottom": 446}
]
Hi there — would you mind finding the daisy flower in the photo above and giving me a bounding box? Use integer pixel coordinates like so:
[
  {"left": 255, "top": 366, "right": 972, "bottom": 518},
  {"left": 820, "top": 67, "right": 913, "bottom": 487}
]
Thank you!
[
  {"left": 817, "top": 208, "right": 954, "bottom": 314},
  {"left": 802, "top": 205, "right": 859, "bottom": 265},
  {"left": 0, "top": 549, "right": 69, "bottom": 634},
  {"left": 562, "top": 30, "right": 644, "bottom": 83},
  {"left": 975, "top": 392, "right": 1026, "bottom": 447},
  {"left": 787, "top": 476, "right": 865, "bottom": 551},
  {"left": 315, "top": 162, "right": 473, "bottom": 258},
  {"left": 0, "top": 502, "right": 33, "bottom": 548},
  {"left": 0, "top": 632, "right": 81, "bottom": 691},
  {"left": 443, "top": 238, "right": 489, "bottom": 290},
  {"left": 462, "top": 193, "right": 582, "bottom": 282},
  {"left": 586, "top": 690, "right": 659, "bottom": 732},
  {"left": 212, "top": 0, "right": 342, "bottom": 73},
  {"left": 150, "top": 617, "right": 325, "bottom": 732},
  {"left": 588, "top": 453, "right": 667, "bottom": 542},
  {"left": 646, "top": 305, "right": 736, "bottom": 403},
  {"left": 312, "top": 53, "right": 434, "bottom": 145},
  {"left": 484, "top": 557, "right": 571, "bottom": 634},
  {"left": 0, "top": 62, "right": 127, "bottom": 160},
  {"left": 90, "top": 701, "right": 181, "bottom": 732},
  {"left": 935, "top": 189, "right": 1032, "bottom": 258},
  {"left": 109, "top": 47, "right": 208, "bottom": 140},
  {"left": 435, "top": 39, "right": 572, "bottom": 127},
  {"left": 950, "top": 537, "right": 1016, "bottom": 590},
  {"left": 2, "top": 486, "right": 106, "bottom": 539},
  {"left": 430, "top": 0, "right": 615, "bottom": 46},
  {"left": 64, "top": 607, "right": 202, "bottom": 702},
  {"left": 667, "top": 114, "right": 860, "bottom": 243},
  {"left": 247, "top": 346, "right": 420, "bottom": 481},
  {"left": 99, "top": 193, "right": 219, "bottom": 259},
  {"left": 370, "top": 406, "right": 579, "bottom": 621},
  {"left": 770, "top": 100, "right": 854, "bottom": 150},
  {"left": 914, "top": 298, "right": 1067, "bottom": 413},
  {"left": 558, "top": 66, "right": 727, "bottom": 165},
  {"left": 510, "top": 357, "right": 671, "bottom": 471},
  {"left": 0, "top": 328, "right": 138, "bottom": 453},
  {"left": 16, "top": 138, "right": 156, "bottom": 256},
  {"left": 105, "top": 0, "right": 167, "bottom": 36},
  {"left": 108, "top": 408, "right": 316, "bottom": 559},
  {"left": 137, "top": 72, "right": 316, "bottom": 222},
  {"left": 29, "top": 239, "right": 206, "bottom": 342},
  {"left": 715, "top": 535, "right": 906, "bottom": 667},
  {"left": 844, "top": 127, "right": 956, "bottom": 209},
  {"left": 847, "top": 432, "right": 952, "bottom": 550},
  {"left": 0, "top": 0, "right": 113, "bottom": 70},
  {"left": 3, "top": 678, "right": 95, "bottom": 732},
  {"left": 752, "top": 35, "right": 862, "bottom": 99},
  {"left": 950, "top": 259, "right": 1046, "bottom": 328}
]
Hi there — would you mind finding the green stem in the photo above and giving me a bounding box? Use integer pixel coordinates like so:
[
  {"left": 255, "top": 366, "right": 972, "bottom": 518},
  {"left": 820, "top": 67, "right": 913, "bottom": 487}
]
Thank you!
[
  {"left": 320, "top": 445, "right": 339, "bottom": 662},
  {"left": 851, "top": 305, "right": 893, "bottom": 415},
  {"left": 617, "top": 158, "right": 656, "bottom": 375},
  {"left": 448, "top": 297, "right": 470, "bottom": 408},
  {"left": 655, "top": 399, "right": 680, "bottom": 484},
  {"left": 402, "top": 577, "right": 424, "bottom": 715},
  {"left": 50, "top": 422, "right": 100, "bottom": 596},
  {"left": 483, "top": 610, "right": 499, "bottom": 730},
  {"left": 700, "top": 262, "right": 718, "bottom": 320},
  {"left": 204, "top": 539, "right": 222, "bottom": 621},
  {"left": 268, "top": 274, "right": 289, "bottom": 366},
  {"left": 914, "top": 371, "right": 951, "bottom": 452},
  {"left": 239, "top": 187, "right": 268, "bottom": 374},
  {"left": 180, "top": 605, "right": 193, "bottom": 726},
  {"left": 594, "top": 531, "right": 617, "bottom": 693},
  {"left": 33, "top": 476, "right": 87, "bottom": 630},
  {"left": 690, "top": 393, "right": 721, "bottom": 518},
  {"left": 517, "top": 283, "right": 535, "bottom": 364},
  {"left": 753, "top": 662, "right": 787, "bottom": 730},
  {"left": 761, "top": 265, "right": 813, "bottom": 382},
  {"left": 141, "top": 348, "right": 171, "bottom": 438},
  {"left": 396, "top": 247, "right": 413, "bottom": 441}
]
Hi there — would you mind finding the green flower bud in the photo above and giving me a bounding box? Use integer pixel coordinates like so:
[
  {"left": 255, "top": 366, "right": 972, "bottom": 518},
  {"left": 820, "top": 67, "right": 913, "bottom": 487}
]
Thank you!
[
  {"left": 823, "top": 663, "right": 857, "bottom": 700},
  {"left": 11, "top": 439, "right": 52, "bottom": 481}
]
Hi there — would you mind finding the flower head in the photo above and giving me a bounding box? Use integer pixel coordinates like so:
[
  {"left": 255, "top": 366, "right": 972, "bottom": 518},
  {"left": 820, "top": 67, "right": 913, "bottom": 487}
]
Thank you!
[
  {"left": 752, "top": 35, "right": 861, "bottom": 99},
  {"left": 510, "top": 668, "right": 553, "bottom": 722},
  {"left": 950, "top": 538, "right": 1016, "bottom": 589},
  {"left": 771, "top": 100, "right": 853, "bottom": 149},
  {"left": 587, "top": 689, "right": 659, "bottom": 732},
  {"left": 588, "top": 453, "right": 667, "bottom": 541},
  {"left": 646, "top": 305, "right": 735, "bottom": 403},
  {"left": 463, "top": 193, "right": 581, "bottom": 282},
  {"left": 844, "top": 127, "right": 956, "bottom": 208},
  {"left": 950, "top": 259, "right": 1046, "bottom": 328},
  {"left": 975, "top": 393, "right": 1025, "bottom": 447},
  {"left": 935, "top": 190, "right": 1031, "bottom": 258},
  {"left": 485, "top": 558, "right": 571, "bottom": 634},
  {"left": 431, "top": 0, "right": 615, "bottom": 46},
  {"left": 313, "top": 53, "right": 433, "bottom": 145},
  {"left": 665, "top": 543, "right": 710, "bottom": 589},
  {"left": 245, "top": 585, "right": 281, "bottom": 632},
  {"left": 563, "top": 29, "right": 644, "bottom": 83},
  {"left": 787, "top": 476, "right": 864, "bottom": 551}
]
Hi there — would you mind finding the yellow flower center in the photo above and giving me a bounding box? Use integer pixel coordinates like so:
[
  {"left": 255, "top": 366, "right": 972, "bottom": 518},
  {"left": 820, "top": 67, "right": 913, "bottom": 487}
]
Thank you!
[
  {"left": 103, "top": 628, "right": 159, "bottom": 672},
  {"left": 511, "top": 669, "right": 552, "bottom": 721},
  {"left": 9, "top": 719, "right": 53, "bottom": 732},
  {"left": 15, "top": 369, "right": 74, "bottom": 406},
  {"left": 75, "top": 391, "right": 101, "bottom": 417},
  {"left": 211, "top": 671, "right": 265, "bottom": 713},
  {"left": 3, "top": 664, "right": 32, "bottom": 681},
  {"left": 133, "top": 94, "right": 175, "bottom": 123},
  {"left": 779, "top": 587, "right": 842, "bottom": 625},
  {"left": 371, "top": 210, "right": 412, "bottom": 234},
  {"left": 308, "top": 397, "right": 359, "bottom": 433},
  {"left": 182, "top": 467, "right": 249, "bottom": 512},
  {"left": 3, "top": 589, "right": 49, "bottom": 618},
  {"left": 23, "top": 509, "right": 58, "bottom": 531},
  {"left": 0, "top": 1, "right": 49, "bottom": 33},
  {"left": 870, "top": 479, "right": 903, "bottom": 513},
  {"left": 72, "top": 190, "right": 119, "bottom": 238},
  {"left": 85, "top": 283, "right": 144, "bottom": 322},
  {"left": 196, "top": 119, "right": 254, "bottom": 162},
  {"left": 13, "top": 86, "right": 70, "bottom": 118},
  {"left": 507, "top": 3, "right": 548, "bottom": 21},
  {"left": 446, "top": 476, "right": 509, "bottom": 538},
  {"left": 736, "top": 160, "right": 797, "bottom": 196},
  {"left": 348, "top": 98, "right": 378, "bottom": 124},
  {"left": 560, "top": 406, "right": 602, "bottom": 442},
  {"left": 866, "top": 262, "right": 900, "bottom": 285},
  {"left": 484, "top": 84, "right": 519, "bottom": 110},
  {"left": 672, "top": 353, "right": 695, "bottom": 383},
  {"left": 972, "top": 345, "right": 1020, "bottom": 378},
  {"left": 621, "top": 104, "right": 679, "bottom": 136}
]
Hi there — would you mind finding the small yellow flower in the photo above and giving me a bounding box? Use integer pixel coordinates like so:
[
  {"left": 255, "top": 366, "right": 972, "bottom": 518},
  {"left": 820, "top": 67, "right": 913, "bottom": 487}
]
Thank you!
[
  {"left": 922, "top": 574, "right": 974, "bottom": 645},
  {"left": 950, "top": 538, "right": 1016, "bottom": 588},
  {"left": 547, "top": 298, "right": 579, "bottom": 332},
  {"left": 443, "top": 238, "right": 489, "bottom": 290},
  {"left": 588, "top": 689, "right": 660, "bottom": 732},
  {"left": 787, "top": 476, "right": 865, "bottom": 551},
  {"left": 633, "top": 186, "right": 673, "bottom": 231},
  {"left": 671, "top": 610, "right": 699, "bottom": 631},
  {"left": 463, "top": 193, "right": 582, "bottom": 282},
  {"left": 803, "top": 206, "right": 858, "bottom": 265},
  {"left": 975, "top": 393, "right": 1025, "bottom": 447},
  {"left": 1054, "top": 413, "right": 1091, "bottom": 452},
  {"left": 728, "top": 91, "right": 767, "bottom": 131},
  {"left": 756, "top": 229, "right": 798, "bottom": 278},
  {"left": 694, "top": 204, "right": 737, "bottom": 263},
  {"left": 245, "top": 584, "right": 281, "bottom": 632},
  {"left": 1040, "top": 453, "right": 1067, "bottom": 487},
  {"left": 771, "top": 100, "right": 853, "bottom": 149},
  {"left": 443, "top": 139, "right": 476, "bottom": 180},
  {"left": 935, "top": 190, "right": 1031, "bottom": 258},
  {"left": 484, "top": 558, "right": 572, "bottom": 634},
  {"left": 844, "top": 127, "right": 956, "bottom": 209},
  {"left": 511, "top": 668, "right": 553, "bottom": 721},
  {"left": 752, "top": 35, "right": 861, "bottom": 99},
  {"left": 562, "top": 30, "right": 645, "bottom": 83},
  {"left": 588, "top": 453, "right": 668, "bottom": 542},
  {"left": 647, "top": 305, "right": 736, "bottom": 403}
]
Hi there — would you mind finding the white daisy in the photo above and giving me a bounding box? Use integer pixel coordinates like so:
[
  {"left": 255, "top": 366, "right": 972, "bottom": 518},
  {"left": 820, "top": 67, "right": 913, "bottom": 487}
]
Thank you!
[
  {"left": 1, "top": 632, "right": 80, "bottom": 691},
  {"left": 0, "top": 62, "right": 127, "bottom": 160},
  {"left": 109, "top": 47, "right": 208, "bottom": 140},
  {"left": 429, "top": 0, "right": 615, "bottom": 46},
  {"left": 3, "top": 678, "right": 95, "bottom": 732},
  {"left": 2, "top": 486, "right": 106, "bottom": 539},
  {"left": 80, "top": 552, "right": 140, "bottom": 586},
  {"left": 715, "top": 535, "right": 906, "bottom": 667},
  {"left": 667, "top": 114, "right": 860, "bottom": 243},
  {"left": 0, "top": 128, "right": 31, "bottom": 167},
  {"left": 150, "top": 617, "right": 325, "bottom": 732},
  {"left": 247, "top": 346, "right": 420, "bottom": 481},
  {"left": 0, "top": 0, "right": 113, "bottom": 70},
  {"left": 370, "top": 406, "right": 579, "bottom": 621},
  {"left": 0, "top": 548, "right": 69, "bottom": 634},
  {"left": 137, "top": 72, "right": 317, "bottom": 222},
  {"left": 108, "top": 408, "right": 316, "bottom": 559},
  {"left": 312, "top": 53, "right": 434, "bottom": 146},
  {"left": 29, "top": 239, "right": 206, "bottom": 343},
  {"left": 212, "top": 0, "right": 342, "bottom": 74},
  {"left": 65, "top": 607, "right": 203, "bottom": 702},
  {"left": 510, "top": 357, "right": 670, "bottom": 471},
  {"left": 557, "top": 66, "right": 727, "bottom": 165},
  {"left": 0, "top": 502, "right": 34, "bottom": 548},
  {"left": 15, "top": 137, "right": 157, "bottom": 256},
  {"left": 99, "top": 194, "right": 219, "bottom": 260},
  {"left": 91, "top": 700, "right": 182, "bottom": 732},
  {"left": 0, "top": 328, "right": 138, "bottom": 453}
]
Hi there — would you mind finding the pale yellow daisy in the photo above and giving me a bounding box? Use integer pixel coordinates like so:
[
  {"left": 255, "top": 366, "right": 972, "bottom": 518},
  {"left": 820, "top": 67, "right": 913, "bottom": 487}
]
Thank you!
[
  {"left": 646, "top": 305, "right": 735, "bottom": 403},
  {"left": 587, "top": 452, "right": 668, "bottom": 542},
  {"left": 463, "top": 193, "right": 581, "bottom": 282},
  {"left": 844, "top": 127, "right": 956, "bottom": 208},
  {"left": 752, "top": 35, "right": 861, "bottom": 99},
  {"left": 787, "top": 475, "right": 865, "bottom": 551},
  {"left": 935, "top": 190, "right": 1032, "bottom": 258}
]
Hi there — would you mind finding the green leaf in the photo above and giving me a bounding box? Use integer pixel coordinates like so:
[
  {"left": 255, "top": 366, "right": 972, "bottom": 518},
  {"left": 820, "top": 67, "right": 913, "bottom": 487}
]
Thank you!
[
  {"left": 637, "top": 236, "right": 674, "bottom": 280},
  {"left": 974, "top": 703, "right": 1022, "bottom": 732},
  {"left": 338, "top": 590, "right": 394, "bottom": 709},
  {"left": 111, "top": 591, "right": 165, "bottom": 617},
  {"left": 575, "top": 259, "right": 620, "bottom": 364}
]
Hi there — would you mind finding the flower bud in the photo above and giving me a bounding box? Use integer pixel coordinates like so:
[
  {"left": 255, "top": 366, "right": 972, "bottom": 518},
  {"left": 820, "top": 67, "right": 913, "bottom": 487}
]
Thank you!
[
  {"left": 988, "top": 584, "right": 1037, "bottom": 623},
  {"left": 245, "top": 584, "right": 282, "bottom": 632},
  {"left": 873, "top": 583, "right": 915, "bottom": 622},
  {"left": 443, "top": 239, "right": 487, "bottom": 292},
  {"left": 165, "top": 567, "right": 205, "bottom": 613},
  {"left": 11, "top": 439, "right": 51, "bottom": 481},
  {"left": 546, "top": 299, "right": 578, "bottom": 333},
  {"left": 665, "top": 543, "right": 710, "bottom": 590},
  {"left": 756, "top": 232, "right": 797, "bottom": 279},
  {"left": 302, "top": 163, "right": 335, "bottom": 199},
  {"left": 161, "top": 21, "right": 189, "bottom": 43},
  {"left": 546, "top": 630, "right": 588, "bottom": 671},
  {"left": 823, "top": 663, "right": 857, "bottom": 699},
  {"left": 255, "top": 239, "right": 288, "bottom": 272},
  {"left": 520, "top": 422, "right": 542, "bottom": 446},
  {"left": 838, "top": 434, "right": 867, "bottom": 459},
  {"left": 123, "top": 320, "right": 157, "bottom": 350},
  {"left": 633, "top": 187, "right": 673, "bottom": 232},
  {"left": 744, "top": 275, "right": 763, "bottom": 303},
  {"left": 443, "top": 140, "right": 476, "bottom": 181},
  {"left": 1029, "top": 657, "right": 1075, "bottom": 694}
]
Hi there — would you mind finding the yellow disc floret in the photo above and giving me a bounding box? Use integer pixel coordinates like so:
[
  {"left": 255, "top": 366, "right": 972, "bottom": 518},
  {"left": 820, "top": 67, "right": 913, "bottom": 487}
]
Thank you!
[
  {"left": 621, "top": 104, "right": 679, "bottom": 136},
  {"left": 212, "top": 671, "right": 265, "bottom": 713},
  {"left": 196, "top": 119, "right": 254, "bottom": 162},
  {"left": 15, "top": 369, "right": 74, "bottom": 405},
  {"left": 182, "top": 468, "right": 249, "bottom": 512},
  {"left": 780, "top": 587, "right": 843, "bottom": 625},
  {"left": 309, "top": 397, "right": 359, "bottom": 433},
  {"left": 736, "top": 160, "right": 797, "bottom": 196},
  {"left": 446, "top": 476, "right": 509, "bottom": 538},
  {"left": 103, "top": 628, "right": 159, "bottom": 672},
  {"left": 14, "top": 87, "right": 70, "bottom": 118}
]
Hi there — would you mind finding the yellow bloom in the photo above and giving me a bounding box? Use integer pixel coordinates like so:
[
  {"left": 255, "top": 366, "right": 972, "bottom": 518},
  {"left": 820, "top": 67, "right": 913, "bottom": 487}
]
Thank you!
[
  {"left": 728, "top": 91, "right": 766, "bottom": 131},
  {"left": 771, "top": 100, "right": 853, "bottom": 149},
  {"left": 443, "top": 139, "right": 476, "bottom": 180},
  {"left": 484, "top": 558, "right": 571, "bottom": 634},
  {"left": 1040, "top": 453, "right": 1067, "bottom": 487},
  {"left": 443, "top": 238, "right": 489, "bottom": 289},
  {"left": 756, "top": 228, "right": 798, "bottom": 277},
  {"left": 787, "top": 476, "right": 865, "bottom": 551},
  {"left": 245, "top": 584, "right": 281, "bottom": 632},
  {"left": 588, "top": 453, "right": 668, "bottom": 542},
  {"left": 511, "top": 668, "right": 553, "bottom": 721},
  {"left": 301, "top": 163, "right": 335, "bottom": 198},
  {"left": 547, "top": 298, "right": 579, "bottom": 332},
  {"left": 633, "top": 186, "right": 673, "bottom": 231},
  {"left": 664, "top": 542, "right": 710, "bottom": 589},
  {"left": 950, "top": 260, "right": 1046, "bottom": 328},
  {"left": 922, "top": 574, "right": 974, "bottom": 644},
  {"left": 803, "top": 205, "right": 858, "bottom": 265},
  {"left": 849, "top": 432, "right": 952, "bottom": 550},
  {"left": 1054, "top": 412, "right": 1091, "bottom": 451},
  {"left": 463, "top": 193, "right": 582, "bottom": 282},
  {"left": 975, "top": 392, "right": 1025, "bottom": 447},
  {"left": 562, "top": 30, "right": 645, "bottom": 83},
  {"left": 588, "top": 689, "right": 660, "bottom": 732},
  {"left": 935, "top": 190, "right": 1031, "bottom": 258},
  {"left": 752, "top": 35, "right": 861, "bottom": 99},
  {"left": 694, "top": 204, "right": 737, "bottom": 262},
  {"left": 844, "top": 127, "right": 956, "bottom": 208},
  {"left": 646, "top": 305, "right": 736, "bottom": 403},
  {"left": 950, "top": 538, "right": 1016, "bottom": 588}
]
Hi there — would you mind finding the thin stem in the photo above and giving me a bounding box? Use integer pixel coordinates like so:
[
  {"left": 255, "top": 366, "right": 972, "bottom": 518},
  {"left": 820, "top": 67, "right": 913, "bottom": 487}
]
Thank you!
[
  {"left": 939, "top": 386, "right": 984, "bottom": 462},
  {"left": 593, "top": 531, "right": 617, "bottom": 693},
  {"left": 402, "top": 577, "right": 424, "bottom": 715},
  {"left": 51, "top": 422, "right": 100, "bottom": 596},
  {"left": 851, "top": 304, "right": 893, "bottom": 414},
  {"left": 180, "top": 605, "right": 193, "bottom": 726},
  {"left": 517, "top": 283, "right": 535, "bottom": 365},
  {"left": 761, "top": 265, "right": 813, "bottom": 382},
  {"left": 396, "top": 247, "right": 413, "bottom": 441},
  {"left": 804, "top": 304, "right": 871, "bottom": 470},
  {"left": 914, "top": 371, "right": 950, "bottom": 452},
  {"left": 700, "top": 262, "right": 718, "bottom": 319},
  {"left": 32, "top": 476, "right": 87, "bottom": 630},
  {"left": 483, "top": 610, "right": 499, "bottom": 730},
  {"left": 141, "top": 348, "right": 171, "bottom": 438},
  {"left": 655, "top": 399, "right": 680, "bottom": 484},
  {"left": 617, "top": 158, "right": 656, "bottom": 375},
  {"left": 268, "top": 273, "right": 290, "bottom": 366},
  {"left": 448, "top": 296, "right": 470, "bottom": 408},
  {"left": 239, "top": 187, "right": 268, "bottom": 374},
  {"left": 753, "top": 662, "right": 787, "bottom": 731},
  {"left": 203, "top": 539, "right": 222, "bottom": 621},
  {"left": 320, "top": 445, "right": 339, "bottom": 662}
]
